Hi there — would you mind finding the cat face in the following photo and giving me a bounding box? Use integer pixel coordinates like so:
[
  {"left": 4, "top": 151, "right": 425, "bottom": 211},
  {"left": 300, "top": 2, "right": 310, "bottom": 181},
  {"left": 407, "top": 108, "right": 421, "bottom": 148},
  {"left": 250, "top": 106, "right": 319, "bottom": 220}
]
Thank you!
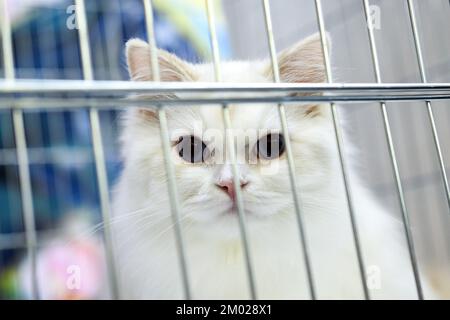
[{"left": 121, "top": 34, "right": 336, "bottom": 237}]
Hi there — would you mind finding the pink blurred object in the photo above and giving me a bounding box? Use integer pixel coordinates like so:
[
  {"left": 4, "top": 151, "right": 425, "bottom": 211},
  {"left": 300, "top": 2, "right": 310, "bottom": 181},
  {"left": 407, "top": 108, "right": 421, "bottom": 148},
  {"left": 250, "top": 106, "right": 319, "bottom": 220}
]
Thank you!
[{"left": 19, "top": 215, "right": 107, "bottom": 299}]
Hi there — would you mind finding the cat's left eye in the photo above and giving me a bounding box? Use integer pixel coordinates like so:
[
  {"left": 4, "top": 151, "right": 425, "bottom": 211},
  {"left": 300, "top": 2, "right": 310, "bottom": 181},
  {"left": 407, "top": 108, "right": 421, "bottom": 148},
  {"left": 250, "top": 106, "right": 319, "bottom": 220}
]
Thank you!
[
  {"left": 176, "top": 135, "right": 210, "bottom": 163},
  {"left": 255, "top": 133, "right": 285, "bottom": 160}
]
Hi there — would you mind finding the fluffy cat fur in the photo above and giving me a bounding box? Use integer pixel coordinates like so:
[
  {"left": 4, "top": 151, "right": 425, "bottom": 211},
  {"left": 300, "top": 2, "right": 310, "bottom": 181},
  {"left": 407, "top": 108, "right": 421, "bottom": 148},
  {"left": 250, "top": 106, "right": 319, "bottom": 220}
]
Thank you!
[{"left": 113, "top": 33, "right": 436, "bottom": 299}]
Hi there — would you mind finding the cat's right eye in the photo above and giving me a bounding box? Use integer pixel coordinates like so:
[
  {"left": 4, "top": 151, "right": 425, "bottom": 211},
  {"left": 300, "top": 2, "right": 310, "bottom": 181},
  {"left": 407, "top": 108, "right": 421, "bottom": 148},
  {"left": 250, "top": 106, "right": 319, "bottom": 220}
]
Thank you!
[
  {"left": 255, "top": 133, "right": 285, "bottom": 160},
  {"left": 176, "top": 135, "right": 210, "bottom": 164}
]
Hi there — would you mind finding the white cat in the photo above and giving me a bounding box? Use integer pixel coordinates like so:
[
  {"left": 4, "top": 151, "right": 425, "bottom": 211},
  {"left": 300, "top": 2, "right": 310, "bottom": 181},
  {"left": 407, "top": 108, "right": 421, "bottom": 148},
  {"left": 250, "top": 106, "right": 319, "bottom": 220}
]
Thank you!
[{"left": 112, "top": 33, "right": 436, "bottom": 299}]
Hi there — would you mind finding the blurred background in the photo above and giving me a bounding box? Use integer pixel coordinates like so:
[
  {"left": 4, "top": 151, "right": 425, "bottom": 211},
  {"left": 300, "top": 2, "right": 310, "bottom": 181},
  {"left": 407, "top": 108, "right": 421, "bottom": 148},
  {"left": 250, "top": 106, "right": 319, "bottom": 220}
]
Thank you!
[{"left": 0, "top": 0, "right": 449, "bottom": 299}]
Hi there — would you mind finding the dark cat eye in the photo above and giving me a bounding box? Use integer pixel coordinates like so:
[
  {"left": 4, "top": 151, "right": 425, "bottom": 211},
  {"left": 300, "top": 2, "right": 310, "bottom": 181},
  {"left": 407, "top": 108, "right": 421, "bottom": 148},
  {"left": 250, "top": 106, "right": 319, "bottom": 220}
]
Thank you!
[
  {"left": 256, "top": 133, "right": 285, "bottom": 160},
  {"left": 176, "top": 135, "right": 210, "bottom": 163}
]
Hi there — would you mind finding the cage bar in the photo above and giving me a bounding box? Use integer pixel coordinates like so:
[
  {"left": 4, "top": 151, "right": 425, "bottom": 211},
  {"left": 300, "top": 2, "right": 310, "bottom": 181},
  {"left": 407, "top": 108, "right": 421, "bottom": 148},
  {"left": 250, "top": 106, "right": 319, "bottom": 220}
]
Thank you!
[
  {"left": 261, "top": 0, "right": 316, "bottom": 300},
  {"left": 3, "top": 91, "right": 450, "bottom": 113},
  {"left": 363, "top": 0, "right": 423, "bottom": 299},
  {"left": 1, "top": 0, "right": 449, "bottom": 300},
  {"left": 0, "top": 0, "right": 40, "bottom": 300},
  {"left": 314, "top": 0, "right": 369, "bottom": 299},
  {"left": 142, "top": 0, "right": 192, "bottom": 300},
  {"left": 2, "top": 80, "right": 450, "bottom": 94},
  {"left": 2, "top": 84, "right": 450, "bottom": 110},
  {"left": 205, "top": 0, "right": 257, "bottom": 299},
  {"left": 74, "top": 0, "right": 119, "bottom": 299},
  {"left": 406, "top": 0, "right": 450, "bottom": 214}
]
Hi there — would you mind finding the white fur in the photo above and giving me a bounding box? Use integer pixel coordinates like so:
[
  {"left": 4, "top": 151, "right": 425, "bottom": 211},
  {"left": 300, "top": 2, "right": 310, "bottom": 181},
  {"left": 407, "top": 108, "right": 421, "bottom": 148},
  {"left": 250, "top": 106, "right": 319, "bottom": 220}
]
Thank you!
[{"left": 112, "top": 36, "right": 437, "bottom": 299}]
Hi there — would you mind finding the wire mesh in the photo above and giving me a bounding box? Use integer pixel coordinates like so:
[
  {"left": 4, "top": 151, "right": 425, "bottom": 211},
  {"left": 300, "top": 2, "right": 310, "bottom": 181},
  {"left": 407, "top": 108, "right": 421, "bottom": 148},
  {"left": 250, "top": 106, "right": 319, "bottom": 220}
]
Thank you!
[{"left": 0, "top": 0, "right": 449, "bottom": 300}]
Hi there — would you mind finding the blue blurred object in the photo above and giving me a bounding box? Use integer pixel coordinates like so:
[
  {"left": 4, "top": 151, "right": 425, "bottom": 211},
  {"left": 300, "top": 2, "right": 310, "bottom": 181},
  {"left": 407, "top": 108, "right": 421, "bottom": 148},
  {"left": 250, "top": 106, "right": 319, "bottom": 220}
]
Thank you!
[{"left": 0, "top": 0, "right": 231, "bottom": 237}]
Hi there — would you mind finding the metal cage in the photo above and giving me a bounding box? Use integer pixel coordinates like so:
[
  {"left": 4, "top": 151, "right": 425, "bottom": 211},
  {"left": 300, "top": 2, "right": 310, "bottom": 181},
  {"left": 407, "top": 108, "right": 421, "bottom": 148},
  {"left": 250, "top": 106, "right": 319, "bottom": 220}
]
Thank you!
[{"left": 0, "top": 0, "right": 449, "bottom": 300}]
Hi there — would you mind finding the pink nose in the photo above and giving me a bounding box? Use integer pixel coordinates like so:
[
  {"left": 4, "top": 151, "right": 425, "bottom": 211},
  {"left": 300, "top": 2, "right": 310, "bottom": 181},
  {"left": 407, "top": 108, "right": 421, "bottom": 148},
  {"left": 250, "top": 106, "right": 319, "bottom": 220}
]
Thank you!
[{"left": 216, "top": 179, "right": 248, "bottom": 200}]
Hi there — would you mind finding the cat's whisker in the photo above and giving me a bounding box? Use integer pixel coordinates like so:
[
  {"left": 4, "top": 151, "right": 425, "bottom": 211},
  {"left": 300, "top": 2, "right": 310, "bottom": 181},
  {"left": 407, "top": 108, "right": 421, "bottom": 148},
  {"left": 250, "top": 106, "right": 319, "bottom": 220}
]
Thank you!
[
  {"left": 113, "top": 216, "right": 174, "bottom": 251},
  {"left": 116, "top": 215, "right": 192, "bottom": 261},
  {"left": 112, "top": 211, "right": 194, "bottom": 251},
  {"left": 59, "top": 207, "right": 169, "bottom": 248}
]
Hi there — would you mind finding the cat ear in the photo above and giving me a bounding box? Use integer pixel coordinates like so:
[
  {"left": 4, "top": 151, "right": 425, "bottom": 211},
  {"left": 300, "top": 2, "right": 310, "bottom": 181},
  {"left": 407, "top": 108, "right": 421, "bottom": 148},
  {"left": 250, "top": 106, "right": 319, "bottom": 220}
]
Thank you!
[
  {"left": 125, "top": 38, "right": 197, "bottom": 82},
  {"left": 266, "top": 33, "right": 330, "bottom": 118},
  {"left": 267, "top": 32, "right": 330, "bottom": 84},
  {"left": 125, "top": 39, "right": 197, "bottom": 121}
]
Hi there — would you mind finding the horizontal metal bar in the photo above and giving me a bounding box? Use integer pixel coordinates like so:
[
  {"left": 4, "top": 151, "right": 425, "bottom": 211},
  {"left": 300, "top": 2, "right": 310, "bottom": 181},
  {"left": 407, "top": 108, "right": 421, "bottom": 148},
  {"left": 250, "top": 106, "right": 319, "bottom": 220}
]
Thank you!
[
  {"left": 0, "top": 232, "right": 28, "bottom": 250},
  {"left": 0, "top": 229, "right": 62, "bottom": 251},
  {"left": 1, "top": 94, "right": 450, "bottom": 111},
  {"left": 1, "top": 80, "right": 450, "bottom": 94},
  {"left": 0, "top": 146, "right": 95, "bottom": 165}
]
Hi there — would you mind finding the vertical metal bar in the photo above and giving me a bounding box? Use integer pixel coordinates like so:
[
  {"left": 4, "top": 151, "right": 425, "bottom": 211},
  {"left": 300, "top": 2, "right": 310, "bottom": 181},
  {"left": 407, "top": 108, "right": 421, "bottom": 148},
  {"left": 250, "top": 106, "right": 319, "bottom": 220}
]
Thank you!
[
  {"left": 75, "top": 0, "right": 119, "bottom": 299},
  {"left": 142, "top": 0, "right": 192, "bottom": 300},
  {"left": 363, "top": 0, "right": 423, "bottom": 299},
  {"left": 104, "top": 0, "right": 124, "bottom": 80},
  {"left": 407, "top": 0, "right": 450, "bottom": 214},
  {"left": 262, "top": 0, "right": 316, "bottom": 299},
  {"left": 0, "top": 0, "right": 39, "bottom": 300},
  {"left": 314, "top": 0, "right": 369, "bottom": 299},
  {"left": 41, "top": 10, "right": 68, "bottom": 217},
  {"left": 205, "top": 0, "right": 257, "bottom": 299}
]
